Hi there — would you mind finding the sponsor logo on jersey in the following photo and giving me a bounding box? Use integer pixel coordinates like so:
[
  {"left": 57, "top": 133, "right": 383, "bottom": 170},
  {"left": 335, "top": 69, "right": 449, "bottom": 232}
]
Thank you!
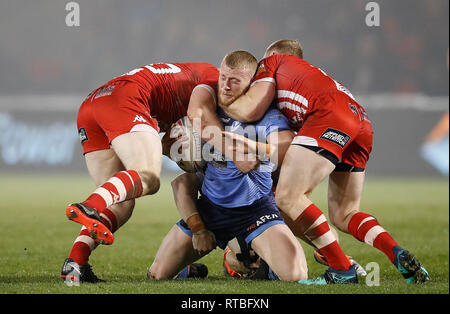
[
  {"left": 319, "top": 128, "right": 351, "bottom": 148},
  {"left": 78, "top": 127, "right": 88, "bottom": 143},
  {"left": 348, "top": 103, "right": 358, "bottom": 116}
]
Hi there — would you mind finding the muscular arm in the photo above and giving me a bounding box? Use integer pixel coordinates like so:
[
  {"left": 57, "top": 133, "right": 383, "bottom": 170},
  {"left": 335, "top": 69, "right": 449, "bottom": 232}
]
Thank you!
[
  {"left": 221, "top": 82, "right": 276, "bottom": 122},
  {"left": 187, "top": 85, "right": 224, "bottom": 151},
  {"left": 222, "top": 129, "right": 294, "bottom": 165},
  {"left": 171, "top": 173, "right": 202, "bottom": 222},
  {"left": 171, "top": 173, "right": 216, "bottom": 252}
]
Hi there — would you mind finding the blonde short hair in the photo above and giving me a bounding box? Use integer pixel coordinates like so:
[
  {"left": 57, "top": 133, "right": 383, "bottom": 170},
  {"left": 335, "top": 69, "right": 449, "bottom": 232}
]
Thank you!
[
  {"left": 222, "top": 50, "right": 258, "bottom": 73},
  {"left": 265, "top": 39, "right": 303, "bottom": 59}
]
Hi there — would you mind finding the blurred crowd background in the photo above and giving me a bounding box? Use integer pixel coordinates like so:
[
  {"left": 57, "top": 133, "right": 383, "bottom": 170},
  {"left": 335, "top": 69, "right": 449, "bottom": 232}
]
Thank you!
[
  {"left": 0, "top": 0, "right": 448, "bottom": 175},
  {"left": 0, "top": 0, "right": 448, "bottom": 96}
]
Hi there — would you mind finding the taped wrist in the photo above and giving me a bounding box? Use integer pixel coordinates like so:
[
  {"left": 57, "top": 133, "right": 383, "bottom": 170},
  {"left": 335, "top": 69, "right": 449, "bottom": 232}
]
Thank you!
[{"left": 186, "top": 213, "right": 206, "bottom": 234}]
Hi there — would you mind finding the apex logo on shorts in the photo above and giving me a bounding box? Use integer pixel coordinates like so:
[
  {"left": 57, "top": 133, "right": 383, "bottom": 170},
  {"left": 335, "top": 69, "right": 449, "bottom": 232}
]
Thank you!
[
  {"left": 133, "top": 115, "right": 147, "bottom": 123},
  {"left": 247, "top": 213, "right": 279, "bottom": 231},
  {"left": 319, "top": 128, "right": 351, "bottom": 148}
]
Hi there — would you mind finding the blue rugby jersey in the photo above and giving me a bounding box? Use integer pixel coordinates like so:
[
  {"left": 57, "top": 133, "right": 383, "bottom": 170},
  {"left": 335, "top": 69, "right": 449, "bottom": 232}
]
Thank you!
[{"left": 201, "top": 107, "right": 290, "bottom": 208}]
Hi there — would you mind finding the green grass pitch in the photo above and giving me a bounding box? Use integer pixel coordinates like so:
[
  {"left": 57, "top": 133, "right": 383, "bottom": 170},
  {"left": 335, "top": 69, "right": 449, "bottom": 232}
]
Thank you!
[{"left": 0, "top": 173, "right": 448, "bottom": 294}]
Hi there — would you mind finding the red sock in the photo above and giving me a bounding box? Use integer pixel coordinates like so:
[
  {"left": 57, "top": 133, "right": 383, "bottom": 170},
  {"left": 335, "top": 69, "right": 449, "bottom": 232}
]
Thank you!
[
  {"left": 295, "top": 204, "right": 351, "bottom": 270},
  {"left": 68, "top": 227, "right": 95, "bottom": 265},
  {"left": 68, "top": 208, "right": 118, "bottom": 265},
  {"left": 348, "top": 212, "right": 398, "bottom": 263},
  {"left": 83, "top": 170, "right": 143, "bottom": 211}
]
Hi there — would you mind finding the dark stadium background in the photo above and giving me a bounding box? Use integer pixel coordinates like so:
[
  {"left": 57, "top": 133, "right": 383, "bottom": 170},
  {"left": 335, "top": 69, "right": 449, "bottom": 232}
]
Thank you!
[
  {"left": 0, "top": 0, "right": 448, "bottom": 296},
  {"left": 0, "top": 0, "right": 448, "bottom": 177}
]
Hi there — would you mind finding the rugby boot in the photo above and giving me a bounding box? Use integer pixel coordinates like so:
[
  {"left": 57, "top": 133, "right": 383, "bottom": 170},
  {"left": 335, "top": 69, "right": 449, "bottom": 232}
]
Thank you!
[
  {"left": 314, "top": 250, "right": 367, "bottom": 276},
  {"left": 66, "top": 203, "right": 114, "bottom": 245},
  {"left": 61, "top": 258, "right": 105, "bottom": 284},
  {"left": 246, "top": 259, "right": 270, "bottom": 280},
  {"left": 298, "top": 264, "right": 358, "bottom": 285},
  {"left": 246, "top": 260, "right": 279, "bottom": 280},
  {"left": 223, "top": 248, "right": 243, "bottom": 278},
  {"left": 175, "top": 263, "right": 208, "bottom": 279},
  {"left": 393, "top": 246, "right": 430, "bottom": 284}
]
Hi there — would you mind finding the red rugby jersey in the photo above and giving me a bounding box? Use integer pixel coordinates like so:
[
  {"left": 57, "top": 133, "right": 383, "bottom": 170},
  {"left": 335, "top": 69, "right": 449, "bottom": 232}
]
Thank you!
[
  {"left": 252, "top": 54, "right": 357, "bottom": 131},
  {"left": 110, "top": 62, "right": 218, "bottom": 128}
]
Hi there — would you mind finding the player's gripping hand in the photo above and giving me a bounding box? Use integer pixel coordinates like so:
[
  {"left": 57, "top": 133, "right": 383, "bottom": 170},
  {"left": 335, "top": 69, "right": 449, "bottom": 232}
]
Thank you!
[
  {"left": 186, "top": 213, "right": 216, "bottom": 253},
  {"left": 161, "top": 129, "right": 178, "bottom": 157},
  {"left": 192, "top": 229, "right": 216, "bottom": 253},
  {"left": 222, "top": 131, "right": 274, "bottom": 159},
  {"left": 161, "top": 122, "right": 190, "bottom": 157}
]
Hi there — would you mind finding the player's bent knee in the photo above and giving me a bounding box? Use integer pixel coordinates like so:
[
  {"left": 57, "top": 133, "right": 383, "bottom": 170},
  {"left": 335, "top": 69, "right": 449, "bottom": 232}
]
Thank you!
[
  {"left": 147, "top": 263, "right": 170, "bottom": 280},
  {"left": 140, "top": 170, "right": 161, "bottom": 195},
  {"left": 274, "top": 192, "right": 307, "bottom": 219}
]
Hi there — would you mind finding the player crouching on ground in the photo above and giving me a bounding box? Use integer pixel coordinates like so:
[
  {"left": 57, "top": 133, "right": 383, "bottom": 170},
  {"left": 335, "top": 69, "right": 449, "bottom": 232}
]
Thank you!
[{"left": 147, "top": 50, "right": 308, "bottom": 281}]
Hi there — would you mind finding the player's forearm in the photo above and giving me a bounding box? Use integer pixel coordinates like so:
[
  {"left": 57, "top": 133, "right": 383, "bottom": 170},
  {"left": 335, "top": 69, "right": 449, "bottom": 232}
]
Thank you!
[
  {"left": 188, "top": 105, "right": 250, "bottom": 163},
  {"left": 222, "top": 94, "right": 265, "bottom": 123},
  {"left": 171, "top": 173, "right": 201, "bottom": 222},
  {"left": 171, "top": 174, "right": 212, "bottom": 249},
  {"left": 191, "top": 109, "right": 226, "bottom": 154},
  {"left": 187, "top": 101, "right": 229, "bottom": 159},
  {"left": 187, "top": 85, "right": 229, "bottom": 159},
  {"left": 223, "top": 131, "right": 273, "bottom": 161},
  {"left": 222, "top": 82, "right": 276, "bottom": 123}
]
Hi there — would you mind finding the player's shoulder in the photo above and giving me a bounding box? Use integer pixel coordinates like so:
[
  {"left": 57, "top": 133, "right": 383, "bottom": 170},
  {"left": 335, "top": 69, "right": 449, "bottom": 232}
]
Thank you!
[
  {"left": 260, "top": 53, "right": 301, "bottom": 65},
  {"left": 178, "top": 62, "right": 218, "bottom": 93},
  {"left": 255, "top": 54, "right": 306, "bottom": 80},
  {"left": 192, "top": 62, "right": 219, "bottom": 82}
]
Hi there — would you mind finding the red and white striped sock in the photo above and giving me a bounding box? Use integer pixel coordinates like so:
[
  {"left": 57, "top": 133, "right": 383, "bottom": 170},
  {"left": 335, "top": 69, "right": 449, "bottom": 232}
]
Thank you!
[
  {"left": 348, "top": 212, "right": 398, "bottom": 263},
  {"left": 68, "top": 227, "right": 95, "bottom": 266},
  {"left": 68, "top": 208, "right": 118, "bottom": 265},
  {"left": 82, "top": 170, "right": 143, "bottom": 212},
  {"left": 294, "top": 204, "right": 352, "bottom": 270}
]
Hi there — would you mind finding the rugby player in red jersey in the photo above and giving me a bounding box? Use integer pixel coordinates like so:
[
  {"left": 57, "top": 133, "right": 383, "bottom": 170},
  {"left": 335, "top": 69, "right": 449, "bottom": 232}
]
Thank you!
[
  {"left": 61, "top": 62, "right": 259, "bottom": 283},
  {"left": 221, "top": 39, "right": 429, "bottom": 284}
]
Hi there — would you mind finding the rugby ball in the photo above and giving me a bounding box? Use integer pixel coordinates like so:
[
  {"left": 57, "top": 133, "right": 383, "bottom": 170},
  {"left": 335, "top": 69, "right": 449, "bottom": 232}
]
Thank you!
[{"left": 169, "top": 116, "right": 207, "bottom": 173}]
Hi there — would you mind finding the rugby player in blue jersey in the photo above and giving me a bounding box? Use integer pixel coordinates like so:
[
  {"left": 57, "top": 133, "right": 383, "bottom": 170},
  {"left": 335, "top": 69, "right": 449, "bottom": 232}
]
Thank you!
[{"left": 147, "top": 51, "right": 308, "bottom": 281}]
